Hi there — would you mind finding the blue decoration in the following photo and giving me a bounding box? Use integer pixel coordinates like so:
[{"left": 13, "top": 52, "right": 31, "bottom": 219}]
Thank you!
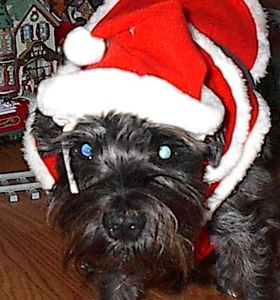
[
  {"left": 81, "top": 143, "right": 93, "bottom": 159},
  {"left": 158, "top": 145, "right": 172, "bottom": 160}
]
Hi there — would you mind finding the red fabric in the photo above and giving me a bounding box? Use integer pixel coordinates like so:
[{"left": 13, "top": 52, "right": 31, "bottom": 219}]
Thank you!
[
  {"left": 195, "top": 227, "right": 215, "bottom": 262},
  {"left": 199, "top": 48, "right": 237, "bottom": 155},
  {"left": 248, "top": 88, "right": 259, "bottom": 129},
  {"left": 90, "top": 0, "right": 207, "bottom": 100},
  {"left": 55, "top": 21, "right": 76, "bottom": 45},
  {"left": 90, "top": 0, "right": 259, "bottom": 101},
  {"left": 42, "top": 155, "right": 60, "bottom": 182},
  {"left": 181, "top": 0, "right": 258, "bottom": 71}
]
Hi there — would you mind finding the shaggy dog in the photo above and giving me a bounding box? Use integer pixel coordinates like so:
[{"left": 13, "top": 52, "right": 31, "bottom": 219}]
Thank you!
[
  {"left": 29, "top": 111, "right": 280, "bottom": 300},
  {"left": 23, "top": 0, "right": 280, "bottom": 299}
]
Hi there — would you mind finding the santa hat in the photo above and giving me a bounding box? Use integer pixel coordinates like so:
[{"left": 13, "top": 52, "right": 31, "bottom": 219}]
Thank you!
[{"left": 24, "top": 0, "right": 270, "bottom": 217}]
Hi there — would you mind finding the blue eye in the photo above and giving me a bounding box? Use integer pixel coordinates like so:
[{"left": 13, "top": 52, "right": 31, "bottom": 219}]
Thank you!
[
  {"left": 158, "top": 145, "right": 172, "bottom": 160},
  {"left": 80, "top": 143, "right": 93, "bottom": 159}
]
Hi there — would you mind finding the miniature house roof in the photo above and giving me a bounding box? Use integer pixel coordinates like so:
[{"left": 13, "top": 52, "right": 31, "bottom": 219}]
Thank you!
[
  {"left": 0, "top": 0, "right": 13, "bottom": 29},
  {"left": 6, "top": 0, "right": 59, "bottom": 28}
]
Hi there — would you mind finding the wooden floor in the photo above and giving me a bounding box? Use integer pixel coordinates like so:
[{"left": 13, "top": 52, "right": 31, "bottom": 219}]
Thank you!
[{"left": 0, "top": 142, "right": 233, "bottom": 300}]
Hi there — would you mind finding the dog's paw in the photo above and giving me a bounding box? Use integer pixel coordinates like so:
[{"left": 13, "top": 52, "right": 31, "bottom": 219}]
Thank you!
[
  {"left": 80, "top": 258, "right": 96, "bottom": 274},
  {"left": 216, "top": 279, "right": 239, "bottom": 298},
  {"left": 218, "top": 287, "right": 238, "bottom": 298}
]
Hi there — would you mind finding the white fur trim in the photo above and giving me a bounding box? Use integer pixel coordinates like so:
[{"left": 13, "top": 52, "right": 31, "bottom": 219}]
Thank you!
[
  {"left": 63, "top": 27, "right": 106, "bottom": 66},
  {"left": 22, "top": 110, "right": 55, "bottom": 190},
  {"left": 37, "top": 68, "right": 224, "bottom": 136},
  {"left": 206, "top": 91, "right": 271, "bottom": 218},
  {"left": 244, "top": 0, "right": 270, "bottom": 81},
  {"left": 190, "top": 26, "right": 251, "bottom": 183},
  {"left": 84, "top": 0, "right": 269, "bottom": 81},
  {"left": 56, "top": 62, "right": 81, "bottom": 75}
]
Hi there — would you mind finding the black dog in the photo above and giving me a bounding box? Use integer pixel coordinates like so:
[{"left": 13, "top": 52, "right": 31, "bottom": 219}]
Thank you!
[{"left": 30, "top": 110, "right": 280, "bottom": 300}]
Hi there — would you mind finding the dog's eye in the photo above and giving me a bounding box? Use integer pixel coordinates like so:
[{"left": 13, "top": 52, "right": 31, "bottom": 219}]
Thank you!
[
  {"left": 158, "top": 145, "right": 172, "bottom": 160},
  {"left": 80, "top": 143, "right": 93, "bottom": 160}
]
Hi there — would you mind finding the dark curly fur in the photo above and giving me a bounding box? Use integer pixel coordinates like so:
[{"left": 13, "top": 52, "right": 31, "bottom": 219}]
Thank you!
[{"left": 31, "top": 110, "right": 280, "bottom": 300}]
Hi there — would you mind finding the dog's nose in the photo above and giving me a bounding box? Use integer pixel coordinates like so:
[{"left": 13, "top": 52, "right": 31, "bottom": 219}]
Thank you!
[{"left": 102, "top": 210, "right": 146, "bottom": 241}]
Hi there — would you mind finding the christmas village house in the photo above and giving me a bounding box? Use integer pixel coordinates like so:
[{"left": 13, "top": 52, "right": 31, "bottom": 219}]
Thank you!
[
  {"left": 0, "top": 0, "right": 60, "bottom": 137},
  {"left": 6, "top": 0, "right": 60, "bottom": 94}
]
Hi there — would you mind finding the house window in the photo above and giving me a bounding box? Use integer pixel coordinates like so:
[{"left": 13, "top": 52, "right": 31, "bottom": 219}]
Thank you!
[
  {"left": 20, "top": 24, "right": 33, "bottom": 43},
  {"left": 0, "top": 38, "right": 3, "bottom": 55},
  {"left": 0, "top": 67, "right": 4, "bottom": 86},
  {"left": 36, "top": 22, "right": 50, "bottom": 41},
  {"left": 5, "top": 34, "right": 13, "bottom": 54},
  {"left": 7, "top": 65, "right": 15, "bottom": 85}
]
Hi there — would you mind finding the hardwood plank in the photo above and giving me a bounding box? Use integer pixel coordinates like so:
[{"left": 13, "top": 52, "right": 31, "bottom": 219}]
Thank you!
[{"left": 0, "top": 194, "right": 95, "bottom": 300}]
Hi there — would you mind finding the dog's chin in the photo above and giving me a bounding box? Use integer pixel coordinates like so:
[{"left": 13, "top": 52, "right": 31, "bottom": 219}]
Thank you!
[
  {"left": 52, "top": 195, "right": 197, "bottom": 290},
  {"left": 77, "top": 228, "right": 194, "bottom": 292}
]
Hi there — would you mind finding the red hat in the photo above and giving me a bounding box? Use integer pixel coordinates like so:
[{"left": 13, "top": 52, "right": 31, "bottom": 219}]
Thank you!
[{"left": 24, "top": 0, "right": 270, "bottom": 218}]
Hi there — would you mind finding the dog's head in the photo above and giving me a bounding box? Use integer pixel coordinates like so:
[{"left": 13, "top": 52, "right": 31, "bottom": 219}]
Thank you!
[{"left": 31, "top": 110, "right": 220, "bottom": 292}]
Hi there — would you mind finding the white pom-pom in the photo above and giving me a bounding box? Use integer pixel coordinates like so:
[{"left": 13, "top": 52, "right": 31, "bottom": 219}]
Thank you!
[{"left": 63, "top": 27, "right": 106, "bottom": 66}]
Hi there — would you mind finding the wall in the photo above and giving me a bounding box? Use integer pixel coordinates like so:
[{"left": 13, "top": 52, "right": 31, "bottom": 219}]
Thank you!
[{"left": 261, "top": 0, "right": 280, "bottom": 9}]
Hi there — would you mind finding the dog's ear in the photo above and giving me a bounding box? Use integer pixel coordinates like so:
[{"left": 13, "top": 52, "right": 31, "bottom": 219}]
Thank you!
[
  {"left": 31, "top": 110, "right": 63, "bottom": 156},
  {"left": 205, "top": 127, "right": 225, "bottom": 168}
]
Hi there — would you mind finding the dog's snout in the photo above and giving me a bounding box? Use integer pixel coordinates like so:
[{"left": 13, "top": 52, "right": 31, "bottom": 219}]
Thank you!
[{"left": 102, "top": 210, "right": 146, "bottom": 241}]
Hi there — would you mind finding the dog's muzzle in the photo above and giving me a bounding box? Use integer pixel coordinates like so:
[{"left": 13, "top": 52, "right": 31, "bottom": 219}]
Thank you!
[{"left": 102, "top": 210, "right": 146, "bottom": 242}]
